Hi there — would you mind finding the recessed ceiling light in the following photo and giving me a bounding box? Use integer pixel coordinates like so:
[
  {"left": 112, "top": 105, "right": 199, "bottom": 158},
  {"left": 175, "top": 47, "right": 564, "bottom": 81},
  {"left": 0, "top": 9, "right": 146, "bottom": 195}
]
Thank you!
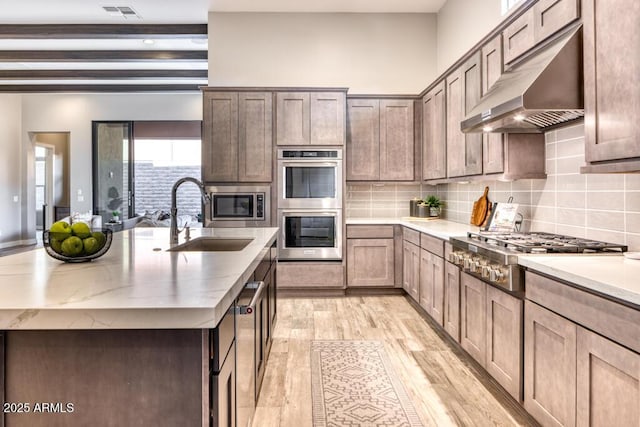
[
  {"left": 143, "top": 39, "right": 155, "bottom": 45},
  {"left": 514, "top": 114, "right": 525, "bottom": 121},
  {"left": 482, "top": 125, "right": 493, "bottom": 132}
]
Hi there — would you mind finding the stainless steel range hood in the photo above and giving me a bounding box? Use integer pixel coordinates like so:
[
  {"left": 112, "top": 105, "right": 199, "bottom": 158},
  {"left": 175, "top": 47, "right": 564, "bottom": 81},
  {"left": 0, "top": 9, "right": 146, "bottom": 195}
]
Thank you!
[{"left": 462, "top": 25, "right": 583, "bottom": 134}]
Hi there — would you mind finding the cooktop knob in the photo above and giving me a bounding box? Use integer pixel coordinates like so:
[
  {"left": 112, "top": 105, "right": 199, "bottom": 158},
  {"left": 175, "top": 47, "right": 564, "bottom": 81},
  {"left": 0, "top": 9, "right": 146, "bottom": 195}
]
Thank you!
[{"left": 490, "top": 268, "right": 504, "bottom": 282}]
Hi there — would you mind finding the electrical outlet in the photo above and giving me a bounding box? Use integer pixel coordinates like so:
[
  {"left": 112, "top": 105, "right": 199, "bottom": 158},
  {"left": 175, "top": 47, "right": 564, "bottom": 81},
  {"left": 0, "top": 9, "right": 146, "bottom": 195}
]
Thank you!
[
  {"left": 77, "top": 189, "right": 83, "bottom": 195},
  {"left": 13, "top": 196, "right": 18, "bottom": 202},
  {"left": 78, "top": 195, "right": 84, "bottom": 202}
]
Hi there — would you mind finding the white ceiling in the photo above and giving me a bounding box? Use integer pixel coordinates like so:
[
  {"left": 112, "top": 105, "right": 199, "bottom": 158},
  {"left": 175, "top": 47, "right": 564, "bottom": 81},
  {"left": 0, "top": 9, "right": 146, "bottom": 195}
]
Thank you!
[{"left": 0, "top": 0, "right": 447, "bottom": 24}]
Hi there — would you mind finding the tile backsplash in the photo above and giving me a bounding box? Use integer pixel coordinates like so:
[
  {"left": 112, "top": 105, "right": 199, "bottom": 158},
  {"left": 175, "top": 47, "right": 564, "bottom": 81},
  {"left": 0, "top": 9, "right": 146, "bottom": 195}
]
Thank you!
[{"left": 345, "top": 123, "right": 640, "bottom": 251}]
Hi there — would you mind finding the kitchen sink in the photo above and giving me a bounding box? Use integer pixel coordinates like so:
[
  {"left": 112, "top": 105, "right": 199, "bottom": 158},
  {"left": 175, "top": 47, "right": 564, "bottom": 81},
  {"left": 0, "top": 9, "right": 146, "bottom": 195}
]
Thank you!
[{"left": 167, "top": 237, "right": 254, "bottom": 252}]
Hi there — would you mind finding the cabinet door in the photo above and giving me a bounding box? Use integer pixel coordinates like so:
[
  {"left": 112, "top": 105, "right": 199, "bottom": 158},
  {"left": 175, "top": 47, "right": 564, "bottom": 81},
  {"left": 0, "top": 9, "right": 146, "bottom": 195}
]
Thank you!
[
  {"left": 444, "top": 261, "right": 460, "bottom": 342},
  {"left": 460, "top": 272, "right": 486, "bottom": 367},
  {"left": 503, "top": 8, "right": 535, "bottom": 65},
  {"left": 486, "top": 286, "right": 523, "bottom": 401},
  {"left": 533, "top": 0, "right": 580, "bottom": 43},
  {"left": 311, "top": 92, "right": 345, "bottom": 146},
  {"left": 576, "top": 326, "right": 640, "bottom": 427},
  {"left": 419, "top": 249, "right": 433, "bottom": 314},
  {"left": 446, "top": 53, "right": 483, "bottom": 178},
  {"left": 524, "top": 300, "right": 577, "bottom": 427},
  {"left": 584, "top": 0, "right": 640, "bottom": 163},
  {"left": 276, "top": 92, "right": 310, "bottom": 145},
  {"left": 481, "top": 35, "right": 505, "bottom": 175},
  {"left": 346, "top": 99, "right": 380, "bottom": 181},
  {"left": 403, "top": 241, "right": 419, "bottom": 301},
  {"left": 430, "top": 254, "right": 445, "bottom": 326},
  {"left": 202, "top": 92, "right": 239, "bottom": 182},
  {"left": 380, "top": 100, "right": 414, "bottom": 181},
  {"left": 347, "top": 238, "right": 395, "bottom": 287},
  {"left": 239, "top": 92, "right": 273, "bottom": 182},
  {"left": 422, "top": 81, "right": 447, "bottom": 180}
]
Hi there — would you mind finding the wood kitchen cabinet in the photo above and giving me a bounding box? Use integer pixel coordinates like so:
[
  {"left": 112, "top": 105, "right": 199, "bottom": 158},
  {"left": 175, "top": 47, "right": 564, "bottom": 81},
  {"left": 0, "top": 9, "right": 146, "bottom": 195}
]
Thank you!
[
  {"left": 419, "top": 249, "right": 445, "bottom": 326},
  {"left": 576, "top": 326, "right": 640, "bottom": 427},
  {"left": 422, "top": 81, "right": 447, "bottom": 180},
  {"left": 202, "top": 90, "right": 273, "bottom": 183},
  {"left": 446, "top": 52, "right": 483, "bottom": 178},
  {"left": 460, "top": 272, "right": 487, "bottom": 366},
  {"left": 481, "top": 35, "right": 505, "bottom": 175},
  {"left": 346, "top": 225, "right": 395, "bottom": 287},
  {"left": 276, "top": 91, "right": 345, "bottom": 146},
  {"left": 503, "top": 0, "right": 579, "bottom": 66},
  {"left": 581, "top": 0, "right": 640, "bottom": 172},
  {"left": 346, "top": 98, "right": 414, "bottom": 181},
  {"left": 402, "top": 228, "right": 421, "bottom": 301},
  {"left": 444, "top": 261, "right": 460, "bottom": 342},
  {"left": 486, "top": 285, "right": 523, "bottom": 401},
  {"left": 524, "top": 300, "right": 577, "bottom": 427}
]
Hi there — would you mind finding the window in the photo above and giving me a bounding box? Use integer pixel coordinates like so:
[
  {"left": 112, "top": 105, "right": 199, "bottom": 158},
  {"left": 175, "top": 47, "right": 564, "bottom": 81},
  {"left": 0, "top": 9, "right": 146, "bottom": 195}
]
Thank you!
[{"left": 502, "top": 0, "right": 523, "bottom": 15}]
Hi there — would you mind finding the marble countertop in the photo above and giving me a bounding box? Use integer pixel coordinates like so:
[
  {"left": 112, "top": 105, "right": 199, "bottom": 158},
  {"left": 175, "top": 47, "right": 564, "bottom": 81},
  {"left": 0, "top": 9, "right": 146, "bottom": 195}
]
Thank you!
[
  {"left": 518, "top": 254, "right": 640, "bottom": 309},
  {"left": 346, "top": 217, "right": 477, "bottom": 240},
  {"left": 0, "top": 227, "right": 278, "bottom": 330}
]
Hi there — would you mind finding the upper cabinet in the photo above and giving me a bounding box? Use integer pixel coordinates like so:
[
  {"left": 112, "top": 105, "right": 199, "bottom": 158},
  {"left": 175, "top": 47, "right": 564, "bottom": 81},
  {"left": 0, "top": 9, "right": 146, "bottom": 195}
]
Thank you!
[
  {"left": 202, "top": 90, "right": 272, "bottom": 183},
  {"left": 581, "top": 0, "right": 640, "bottom": 173},
  {"left": 346, "top": 98, "right": 415, "bottom": 181},
  {"left": 422, "top": 81, "right": 447, "bottom": 180},
  {"left": 503, "top": 0, "right": 580, "bottom": 66},
  {"left": 276, "top": 91, "right": 346, "bottom": 146},
  {"left": 481, "top": 35, "right": 505, "bottom": 175},
  {"left": 446, "top": 52, "right": 483, "bottom": 178}
]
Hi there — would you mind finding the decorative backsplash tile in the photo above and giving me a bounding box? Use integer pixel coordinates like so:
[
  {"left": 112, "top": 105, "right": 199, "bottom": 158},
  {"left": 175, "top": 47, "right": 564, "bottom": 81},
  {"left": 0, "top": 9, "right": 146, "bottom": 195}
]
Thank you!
[{"left": 345, "top": 122, "right": 640, "bottom": 250}]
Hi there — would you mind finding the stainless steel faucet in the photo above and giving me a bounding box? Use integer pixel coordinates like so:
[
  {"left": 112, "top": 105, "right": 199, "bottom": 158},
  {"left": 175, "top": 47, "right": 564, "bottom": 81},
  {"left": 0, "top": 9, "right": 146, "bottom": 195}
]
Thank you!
[{"left": 170, "top": 177, "right": 210, "bottom": 244}]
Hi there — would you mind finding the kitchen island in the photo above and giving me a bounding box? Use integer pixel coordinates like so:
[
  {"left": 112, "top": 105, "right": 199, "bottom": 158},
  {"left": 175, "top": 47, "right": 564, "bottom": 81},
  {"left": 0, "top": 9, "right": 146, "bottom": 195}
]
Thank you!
[{"left": 0, "top": 226, "right": 278, "bottom": 427}]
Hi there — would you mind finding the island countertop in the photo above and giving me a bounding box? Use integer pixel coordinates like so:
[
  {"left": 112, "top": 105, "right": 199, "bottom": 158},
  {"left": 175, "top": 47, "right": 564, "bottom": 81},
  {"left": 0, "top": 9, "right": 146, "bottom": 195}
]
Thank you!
[{"left": 0, "top": 227, "right": 278, "bottom": 330}]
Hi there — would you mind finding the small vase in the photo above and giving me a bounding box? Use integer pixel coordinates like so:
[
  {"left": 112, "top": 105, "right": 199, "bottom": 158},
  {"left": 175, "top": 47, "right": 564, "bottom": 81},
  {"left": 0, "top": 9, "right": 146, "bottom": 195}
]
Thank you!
[
  {"left": 429, "top": 207, "right": 440, "bottom": 217},
  {"left": 112, "top": 215, "right": 120, "bottom": 223},
  {"left": 417, "top": 204, "right": 429, "bottom": 218}
]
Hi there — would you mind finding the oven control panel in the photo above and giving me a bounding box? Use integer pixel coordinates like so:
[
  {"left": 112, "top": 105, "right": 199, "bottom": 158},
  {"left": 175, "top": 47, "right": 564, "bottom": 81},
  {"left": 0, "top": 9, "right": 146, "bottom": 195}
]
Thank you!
[{"left": 449, "top": 250, "right": 523, "bottom": 293}]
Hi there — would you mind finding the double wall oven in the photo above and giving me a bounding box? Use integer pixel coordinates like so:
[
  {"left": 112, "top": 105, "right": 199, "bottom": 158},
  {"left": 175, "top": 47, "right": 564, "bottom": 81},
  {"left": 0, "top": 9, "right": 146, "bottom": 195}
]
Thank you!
[{"left": 277, "top": 149, "right": 343, "bottom": 260}]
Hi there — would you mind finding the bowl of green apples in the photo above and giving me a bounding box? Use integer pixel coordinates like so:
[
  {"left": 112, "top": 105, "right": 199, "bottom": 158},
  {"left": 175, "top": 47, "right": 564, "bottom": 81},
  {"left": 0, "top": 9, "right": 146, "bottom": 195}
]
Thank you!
[{"left": 43, "top": 221, "right": 113, "bottom": 263}]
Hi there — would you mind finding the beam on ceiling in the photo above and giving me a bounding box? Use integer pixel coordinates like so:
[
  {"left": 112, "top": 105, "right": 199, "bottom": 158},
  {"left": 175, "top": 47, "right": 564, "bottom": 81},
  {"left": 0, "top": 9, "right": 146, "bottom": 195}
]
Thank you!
[
  {"left": 0, "top": 24, "right": 208, "bottom": 39},
  {"left": 0, "top": 84, "right": 203, "bottom": 92},
  {"left": 0, "top": 51, "right": 207, "bottom": 62},
  {"left": 0, "top": 69, "right": 208, "bottom": 80}
]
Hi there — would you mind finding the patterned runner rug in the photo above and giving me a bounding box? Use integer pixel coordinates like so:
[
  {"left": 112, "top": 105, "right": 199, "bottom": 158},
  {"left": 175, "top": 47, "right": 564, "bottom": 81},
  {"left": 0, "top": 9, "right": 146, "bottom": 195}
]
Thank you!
[{"left": 311, "top": 340, "right": 424, "bottom": 427}]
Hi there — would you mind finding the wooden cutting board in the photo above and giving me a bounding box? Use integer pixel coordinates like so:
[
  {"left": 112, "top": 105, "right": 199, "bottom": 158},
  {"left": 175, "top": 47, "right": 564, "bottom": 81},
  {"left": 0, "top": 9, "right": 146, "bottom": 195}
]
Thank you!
[{"left": 470, "top": 186, "right": 490, "bottom": 226}]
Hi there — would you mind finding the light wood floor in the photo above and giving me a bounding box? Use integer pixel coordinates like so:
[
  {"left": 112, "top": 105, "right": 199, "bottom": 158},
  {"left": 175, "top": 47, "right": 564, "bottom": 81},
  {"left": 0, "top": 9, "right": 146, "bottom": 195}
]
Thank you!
[{"left": 254, "top": 295, "right": 539, "bottom": 427}]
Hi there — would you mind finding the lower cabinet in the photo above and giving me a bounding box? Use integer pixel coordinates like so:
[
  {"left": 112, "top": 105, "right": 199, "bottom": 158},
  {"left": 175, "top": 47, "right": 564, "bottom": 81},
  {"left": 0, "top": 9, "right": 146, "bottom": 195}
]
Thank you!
[
  {"left": 444, "top": 261, "right": 461, "bottom": 342},
  {"left": 524, "top": 299, "right": 640, "bottom": 427},
  {"left": 403, "top": 240, "right": 420, "bottom": 301},
  {"left": 461, "top": 272, "right": 523, "bottom": 401},
  {"left": 347, "top": 238, "right": 395, "bottom": 287},
  {"left": 419, "top": 248, "right": 445, "bottom": 326}
]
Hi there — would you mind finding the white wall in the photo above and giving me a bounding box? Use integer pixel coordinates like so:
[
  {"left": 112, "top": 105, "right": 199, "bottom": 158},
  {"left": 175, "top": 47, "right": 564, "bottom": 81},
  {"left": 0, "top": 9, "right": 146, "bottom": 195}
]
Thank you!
[
  {"left": 208, "top": 13, "right": 438, "bottom": 94},
  {"left": 0, "top": 95, "right": 25, "bottom": 248},
  {"left": 436, "top": 0, "right": 503, "bottom": 73},
  {"left": 20, "top": 93, "right": 202, "bottom": 239}
]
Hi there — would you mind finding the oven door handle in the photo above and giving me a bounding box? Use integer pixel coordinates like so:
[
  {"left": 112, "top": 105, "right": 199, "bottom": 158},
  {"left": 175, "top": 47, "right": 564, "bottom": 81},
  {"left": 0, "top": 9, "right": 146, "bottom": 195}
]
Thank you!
[
  {"left": 279, "top": 161, "right": 339, "bottom": 168},
  {"left": 236, "top": 281, "right": 265, "bottom": 315}
]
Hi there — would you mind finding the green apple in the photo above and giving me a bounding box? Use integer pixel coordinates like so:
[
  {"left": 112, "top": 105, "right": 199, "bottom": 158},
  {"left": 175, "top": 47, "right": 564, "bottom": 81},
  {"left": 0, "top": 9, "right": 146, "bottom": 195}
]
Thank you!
[
  {"left": 61, "top": 236, "right": 84, "bottom": 256},
  {"left": 71, "top": 222, "right": 91, "bottom": 239},
  {"left": 91, "top": 231, "right": 106, "bottom": 249},
  {"left": 50, "top": 221, "right": 72, "bottom": 241},
  {"left": 50, "top": 237, "right": 63, "bottom": 254},
  {"left": 83, "top": 237, "right": 100, "bottom": 255}
]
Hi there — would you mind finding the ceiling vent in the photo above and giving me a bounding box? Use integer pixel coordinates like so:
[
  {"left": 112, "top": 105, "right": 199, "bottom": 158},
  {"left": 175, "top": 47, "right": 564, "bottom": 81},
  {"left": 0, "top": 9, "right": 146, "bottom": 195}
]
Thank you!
[{"left": 102, "top": 6, "right": 142, "bottom": 19}]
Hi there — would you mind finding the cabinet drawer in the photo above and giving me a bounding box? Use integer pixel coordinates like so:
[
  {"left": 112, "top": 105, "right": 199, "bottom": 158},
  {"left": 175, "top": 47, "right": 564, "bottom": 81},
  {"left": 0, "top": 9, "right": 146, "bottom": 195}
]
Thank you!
[
  {"left": 526, "top": 271, "right": 640, "bottom": 354},
  {"left": 403, "top": 227, "right": 420, "bottom": 246},
  {"left": 346, "top": 225, "right": 394, "bottom": 239},
  {"left": 277, "top": 262, "right": 344, "bottom": 288},
  {"left": 503, "top": 8, "right": 535, "bottom": 65},
  {"left": 420, "top": 233, "right": 444, "bottom": 257},
  {"left": 533, "top": 0, "right": 580, "bottom": 43}
]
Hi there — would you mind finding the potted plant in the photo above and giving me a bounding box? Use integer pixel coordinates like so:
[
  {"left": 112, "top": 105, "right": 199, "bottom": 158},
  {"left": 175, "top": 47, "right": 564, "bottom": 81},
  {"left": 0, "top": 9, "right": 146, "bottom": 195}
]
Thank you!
[
  {"left": 424, "top": 195, "right": 442, "bottom": 217},
  {"left": 111, "top": 210, "right": 120, "bottom": 223}
]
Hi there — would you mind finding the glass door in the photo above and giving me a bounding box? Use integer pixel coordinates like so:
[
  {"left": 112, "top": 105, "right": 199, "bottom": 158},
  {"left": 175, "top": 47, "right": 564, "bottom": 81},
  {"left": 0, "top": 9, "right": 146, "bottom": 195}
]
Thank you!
[
  {"left": 278, "top": 209, "right": 342, "bottom": 260},
  {"left": 92, "top": 122, "right": 133, "bottom": 225}
]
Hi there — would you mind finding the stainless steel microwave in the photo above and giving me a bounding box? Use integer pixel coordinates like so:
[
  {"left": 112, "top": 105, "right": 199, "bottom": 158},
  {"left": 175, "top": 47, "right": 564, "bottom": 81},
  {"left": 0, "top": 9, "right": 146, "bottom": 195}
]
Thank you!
[{"left": 204, "top": 185, "right": 271, "bottom": 227}]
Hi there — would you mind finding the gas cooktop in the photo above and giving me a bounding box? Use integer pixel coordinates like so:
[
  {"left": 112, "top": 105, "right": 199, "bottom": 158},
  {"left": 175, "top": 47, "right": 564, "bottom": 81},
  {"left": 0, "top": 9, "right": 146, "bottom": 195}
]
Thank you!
[{"left": 465, "top": 231, "right": 627, "bottom": 254}]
